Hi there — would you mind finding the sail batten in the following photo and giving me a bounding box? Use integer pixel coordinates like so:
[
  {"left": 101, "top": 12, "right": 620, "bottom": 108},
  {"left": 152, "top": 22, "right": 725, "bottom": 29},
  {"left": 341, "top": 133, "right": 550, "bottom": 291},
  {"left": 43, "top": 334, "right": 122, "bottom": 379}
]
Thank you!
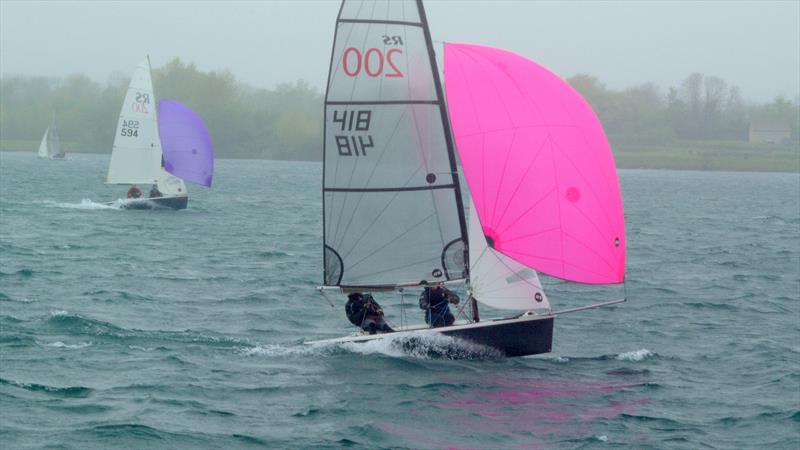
[{"left": 322, "top": 0, "right": 466, "bottom": 288}]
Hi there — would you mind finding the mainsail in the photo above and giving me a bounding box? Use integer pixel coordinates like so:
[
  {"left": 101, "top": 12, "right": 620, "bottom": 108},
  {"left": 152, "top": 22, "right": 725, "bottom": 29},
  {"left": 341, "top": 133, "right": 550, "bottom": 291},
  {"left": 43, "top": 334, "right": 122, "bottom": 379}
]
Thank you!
[
  {"left": 158, "top": 99, "right": 214, "bottom": 187},
  {"left": 37, "top": 128, "right": 50, "bottom": 158},
  {"left": 38, "top": 117, "right": 64, "bottom": 159},
  {"left": 323, "top": 0, "right": 467, "bottom": 287},
  {"left": 444, "top": 43, "right": 626, "bottom": 285},
  {"left": 106, "top": 57, "right": 163, "bottom": 185}
]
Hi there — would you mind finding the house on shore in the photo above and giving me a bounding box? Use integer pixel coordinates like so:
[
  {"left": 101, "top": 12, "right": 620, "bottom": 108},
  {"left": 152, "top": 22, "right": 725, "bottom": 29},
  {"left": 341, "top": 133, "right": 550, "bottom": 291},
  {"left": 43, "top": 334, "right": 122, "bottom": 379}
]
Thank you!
[{"left": 748, "top": 118, "right": 792, "bottom": 144}]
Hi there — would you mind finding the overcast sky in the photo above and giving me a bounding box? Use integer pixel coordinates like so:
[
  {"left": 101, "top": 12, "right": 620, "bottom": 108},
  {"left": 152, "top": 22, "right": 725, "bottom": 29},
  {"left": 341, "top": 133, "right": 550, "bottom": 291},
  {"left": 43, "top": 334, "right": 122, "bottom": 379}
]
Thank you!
[{"left": 1, "top": 0, "right": 798, "bottom": 101}]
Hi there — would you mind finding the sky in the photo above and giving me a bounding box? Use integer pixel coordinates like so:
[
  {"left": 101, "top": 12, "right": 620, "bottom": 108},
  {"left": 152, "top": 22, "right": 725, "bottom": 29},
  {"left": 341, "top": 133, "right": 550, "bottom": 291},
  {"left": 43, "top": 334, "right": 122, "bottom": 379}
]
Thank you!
[{"left": 1, "top": 0, "right": 798, "bottom": 101}]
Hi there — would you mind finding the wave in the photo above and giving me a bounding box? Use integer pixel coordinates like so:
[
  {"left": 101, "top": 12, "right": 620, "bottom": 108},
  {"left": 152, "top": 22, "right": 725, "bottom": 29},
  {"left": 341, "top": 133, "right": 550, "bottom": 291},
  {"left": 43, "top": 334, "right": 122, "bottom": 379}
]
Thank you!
[
  {"left": 0, "top": 268, "right": 34, "bottom": 278},
  {"left": 40, "top": 199, "right": 119, "bottom": 210},
  {"left": 43, "top": 311, "right": 250, "bottom": 348},
  {"left": 615, "top": 349, "right": 655, "bottom": 361},
  {"left": 242, "top": 332, "right": 503, "bottom": 360},
  {"left": 0, "top": 377, "right": 93, "bottom": 398},
  {"left": 37, "top": 340, "right": 93, "bottom": 349}
]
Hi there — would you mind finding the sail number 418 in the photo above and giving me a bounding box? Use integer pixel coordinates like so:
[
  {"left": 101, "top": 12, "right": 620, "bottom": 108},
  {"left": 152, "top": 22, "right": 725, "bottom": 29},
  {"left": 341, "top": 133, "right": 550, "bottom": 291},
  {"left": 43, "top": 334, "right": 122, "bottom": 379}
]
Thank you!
[{"left": 333, "top": 110, "right": 373, "bottom": 157}]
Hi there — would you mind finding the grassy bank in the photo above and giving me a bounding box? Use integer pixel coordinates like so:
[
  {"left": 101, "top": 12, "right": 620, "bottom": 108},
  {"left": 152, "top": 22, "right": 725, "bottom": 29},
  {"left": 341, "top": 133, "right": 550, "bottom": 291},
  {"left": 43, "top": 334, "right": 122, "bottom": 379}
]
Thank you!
[{"left": 613, "top": 140, "right": 799, "bottom": 172}]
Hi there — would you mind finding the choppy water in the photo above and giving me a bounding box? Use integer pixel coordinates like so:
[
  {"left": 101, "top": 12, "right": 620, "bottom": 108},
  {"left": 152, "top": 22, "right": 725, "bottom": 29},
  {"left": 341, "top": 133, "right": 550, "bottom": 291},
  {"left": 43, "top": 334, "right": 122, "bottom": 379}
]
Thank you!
[{"left": 1, "top": 151, "right": 798, "bottom": 449}]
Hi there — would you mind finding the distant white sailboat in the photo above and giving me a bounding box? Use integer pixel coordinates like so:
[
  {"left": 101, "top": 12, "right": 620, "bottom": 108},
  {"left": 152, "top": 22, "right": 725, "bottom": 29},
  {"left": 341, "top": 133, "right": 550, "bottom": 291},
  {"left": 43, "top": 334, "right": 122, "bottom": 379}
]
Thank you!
[
  {"left": 37, "top": 116, "right": 65, "bottom": 159},
  {"left": 106, "top": 56, "right": 214, "bottom": 210}
]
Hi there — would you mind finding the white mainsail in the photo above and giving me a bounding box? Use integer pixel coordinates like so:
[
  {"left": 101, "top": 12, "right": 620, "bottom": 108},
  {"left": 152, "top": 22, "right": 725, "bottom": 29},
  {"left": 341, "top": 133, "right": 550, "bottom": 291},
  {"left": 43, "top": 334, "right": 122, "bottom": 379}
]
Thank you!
[
  {"left": 106, "top": 57, "right": 163, "bottom": 185},
  {"left": 322, "top": 0, "right": 467, "bottom": 287},
  {"left": 468, "top": 198, "right": 550, "bottom": 311},
  {"left": 37, "top": 128, "right": 49, "bottom": 158}
]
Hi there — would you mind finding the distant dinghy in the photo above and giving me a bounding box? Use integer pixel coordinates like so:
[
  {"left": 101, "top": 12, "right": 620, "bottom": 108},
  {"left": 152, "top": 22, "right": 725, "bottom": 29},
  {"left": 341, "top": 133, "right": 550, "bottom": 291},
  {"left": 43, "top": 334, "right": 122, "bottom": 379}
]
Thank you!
[
  {"left": 38, "top": 116, "right": 65, "bottom": 159},
  {"left": 106, "top": 56, "right": 214, "bottom": 210},
  {"left": 306, "top": 0, "right": 626, "bottom": 358}
]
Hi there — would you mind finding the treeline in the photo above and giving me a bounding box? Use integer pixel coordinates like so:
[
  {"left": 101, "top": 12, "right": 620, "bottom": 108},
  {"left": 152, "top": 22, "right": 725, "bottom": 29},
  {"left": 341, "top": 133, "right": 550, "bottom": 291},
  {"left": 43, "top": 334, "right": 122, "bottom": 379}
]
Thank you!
[
  {"left": 568, "top": 72, "right": 799, "bottom": 144},
  {"left": 1, "top": 62, "right": 798, "bottom": 161},
  {"left": 0, "top": 58, "right": 322, "bottom": 160}
]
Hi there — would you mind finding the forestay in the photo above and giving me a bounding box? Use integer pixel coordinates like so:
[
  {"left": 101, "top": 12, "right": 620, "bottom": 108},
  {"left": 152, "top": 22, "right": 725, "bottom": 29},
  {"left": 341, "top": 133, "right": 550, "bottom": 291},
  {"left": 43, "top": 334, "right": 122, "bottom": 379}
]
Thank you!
[
  {"left": 158, "top": 99, "right": 214, "bottom": 187},
  {"left": 107, "top": 57, "right": 163, "bottom": 185},
  {"left": 444, "top": 43, "right": 626, "bottom": 285},
  {"left": 323, "top": 0, "right": 467, "bottom": 287}
]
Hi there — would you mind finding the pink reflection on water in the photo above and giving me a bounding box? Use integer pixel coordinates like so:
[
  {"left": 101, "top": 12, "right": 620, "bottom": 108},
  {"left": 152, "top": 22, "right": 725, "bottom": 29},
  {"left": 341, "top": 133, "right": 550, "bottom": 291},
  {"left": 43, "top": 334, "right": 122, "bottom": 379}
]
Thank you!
[{"left": 376, "top": 375, "right": 650, "bottom": 448}]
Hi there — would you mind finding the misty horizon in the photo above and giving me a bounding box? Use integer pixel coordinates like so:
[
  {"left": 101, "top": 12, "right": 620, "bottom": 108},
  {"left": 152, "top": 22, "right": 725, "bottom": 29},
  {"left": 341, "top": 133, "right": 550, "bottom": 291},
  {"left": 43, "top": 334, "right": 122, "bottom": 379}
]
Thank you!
[{"left": 1, "top": 0, "right": 798, "bottom": 102}]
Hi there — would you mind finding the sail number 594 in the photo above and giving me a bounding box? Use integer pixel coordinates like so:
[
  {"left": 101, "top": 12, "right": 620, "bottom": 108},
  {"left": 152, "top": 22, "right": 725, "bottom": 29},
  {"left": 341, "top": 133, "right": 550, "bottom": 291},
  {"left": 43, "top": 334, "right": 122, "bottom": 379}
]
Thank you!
[{"left": 342, "top": 47, "right": 403, "bottom": 78}]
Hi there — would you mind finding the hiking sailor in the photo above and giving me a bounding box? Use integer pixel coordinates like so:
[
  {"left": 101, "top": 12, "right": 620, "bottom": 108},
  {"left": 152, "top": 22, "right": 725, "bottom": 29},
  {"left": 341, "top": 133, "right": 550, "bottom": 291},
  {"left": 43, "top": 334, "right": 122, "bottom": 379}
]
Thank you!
[
  {"left": 419, "top": 285, "right": 460, "bottom": 328},
  {"left": 345, "top": 293, "right": 394, "bottom": 334}
]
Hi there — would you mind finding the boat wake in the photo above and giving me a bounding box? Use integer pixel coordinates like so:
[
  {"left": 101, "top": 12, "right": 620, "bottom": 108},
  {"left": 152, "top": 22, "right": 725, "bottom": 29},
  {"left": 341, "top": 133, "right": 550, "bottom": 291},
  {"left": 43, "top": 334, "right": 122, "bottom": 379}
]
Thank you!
[
  {"left": 242, "top": 332, "right": 502, "bottom": 360},
  {"left": 40, "top": 199, "right": 120, "bottom": 210},
  {"left": 341, "top": 332, "right": 504, "bottom": 359}
]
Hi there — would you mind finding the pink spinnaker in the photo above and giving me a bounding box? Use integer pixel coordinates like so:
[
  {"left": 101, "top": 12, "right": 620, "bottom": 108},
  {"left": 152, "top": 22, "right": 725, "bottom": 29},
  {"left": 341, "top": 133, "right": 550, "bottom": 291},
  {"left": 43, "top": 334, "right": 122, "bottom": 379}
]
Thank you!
[{"left": 444, "top": 43, "right": 625, "bottom": 284}]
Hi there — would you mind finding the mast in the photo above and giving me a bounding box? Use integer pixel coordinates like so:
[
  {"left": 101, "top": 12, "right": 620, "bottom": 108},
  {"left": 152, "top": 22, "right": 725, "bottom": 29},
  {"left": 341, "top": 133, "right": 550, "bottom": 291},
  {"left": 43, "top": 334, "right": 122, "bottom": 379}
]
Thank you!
[{"left": 416, "top": 0, "right": 477, "bottom": 321}]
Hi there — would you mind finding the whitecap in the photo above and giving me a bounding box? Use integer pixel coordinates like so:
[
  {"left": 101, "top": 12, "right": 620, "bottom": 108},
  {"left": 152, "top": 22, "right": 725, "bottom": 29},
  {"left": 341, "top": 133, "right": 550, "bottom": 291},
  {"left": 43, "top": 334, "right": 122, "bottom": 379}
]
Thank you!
[
  {"left": 42, "top": 199, "right": 119, "bottom": 210},
  {"left": 40, "top": 341, "right": 92, "bottom": 349},
  {"left": 616, "top": 349, "right": 654, "bottom": 361},
  {"left": 596, "top": 435, "right": 608, "bottom": 442},
  {"left": 50, "top": 310, "right": 69, "bottom": 316},
  {"left": 238, "top": 344, "right": 319, "bottom": 357}
]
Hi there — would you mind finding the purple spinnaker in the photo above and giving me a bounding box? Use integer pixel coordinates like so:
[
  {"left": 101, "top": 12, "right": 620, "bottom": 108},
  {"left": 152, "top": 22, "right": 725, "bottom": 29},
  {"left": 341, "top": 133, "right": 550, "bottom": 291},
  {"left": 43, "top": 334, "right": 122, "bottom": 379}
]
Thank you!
[{"left": 158, "top": 99, "right": 214, "bottom": 187}]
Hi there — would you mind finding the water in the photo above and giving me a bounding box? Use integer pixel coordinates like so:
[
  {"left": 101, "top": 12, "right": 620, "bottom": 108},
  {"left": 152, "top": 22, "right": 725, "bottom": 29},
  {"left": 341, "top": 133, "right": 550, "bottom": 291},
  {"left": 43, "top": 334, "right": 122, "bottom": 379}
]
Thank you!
[{"left": 1, "top": 151, "right": 798, "bottom": 449}]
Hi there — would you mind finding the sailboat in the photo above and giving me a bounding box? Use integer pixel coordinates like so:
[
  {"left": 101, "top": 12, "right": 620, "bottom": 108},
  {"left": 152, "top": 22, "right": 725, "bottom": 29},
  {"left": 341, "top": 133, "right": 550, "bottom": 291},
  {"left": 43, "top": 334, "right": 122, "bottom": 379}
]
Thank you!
[
  {"left": 37, "top": 116, "right": 65, "bottom": 159},
  {"left": 307, "top": 0, "right": 626, "bottom": 357},
  {"left": 106, "top": 57, "right": 214, "bottom": 210}
]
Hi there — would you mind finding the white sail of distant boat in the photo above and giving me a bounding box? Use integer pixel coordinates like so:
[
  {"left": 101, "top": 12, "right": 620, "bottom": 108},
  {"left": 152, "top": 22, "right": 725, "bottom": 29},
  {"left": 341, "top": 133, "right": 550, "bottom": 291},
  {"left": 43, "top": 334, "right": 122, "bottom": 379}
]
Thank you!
[
  {"left": 107, "top": 57, "right": 171, "bottom": 185},
  {"left": 307, "top": 0, "right": 627, "bottom": 358},
  {"left": 105, "top": 57, "right": 214, "bottom": 210},
  {"left": 38, "top": 116, "right": 64, "bottom": 159}
]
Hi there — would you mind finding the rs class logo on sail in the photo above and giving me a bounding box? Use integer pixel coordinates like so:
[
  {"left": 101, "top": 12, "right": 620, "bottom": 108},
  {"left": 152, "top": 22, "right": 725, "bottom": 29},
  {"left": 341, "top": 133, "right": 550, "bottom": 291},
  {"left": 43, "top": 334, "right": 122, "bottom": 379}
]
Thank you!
[{"left": 132, "top": 92, "right": 150, "bottom": 114}]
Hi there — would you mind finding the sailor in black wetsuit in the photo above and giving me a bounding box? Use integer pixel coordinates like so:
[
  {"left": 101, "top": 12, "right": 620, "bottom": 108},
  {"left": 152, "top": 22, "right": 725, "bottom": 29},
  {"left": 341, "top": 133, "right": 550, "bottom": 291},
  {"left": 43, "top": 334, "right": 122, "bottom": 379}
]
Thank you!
[
  {"left": 345, "top": 293, "right": 394, "bottom": 334},
  {"left": 419, "top": 285, "right": 460, "bottom": 328}
]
